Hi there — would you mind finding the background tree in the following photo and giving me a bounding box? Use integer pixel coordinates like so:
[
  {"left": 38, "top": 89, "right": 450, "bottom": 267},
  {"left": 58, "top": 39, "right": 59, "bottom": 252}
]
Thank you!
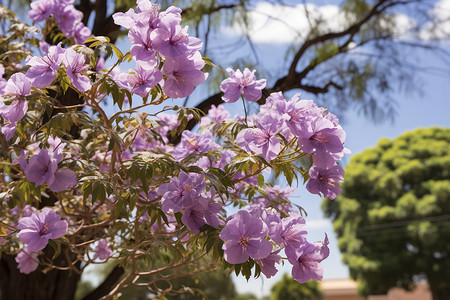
[
  {"left": 322, "top": 127, "right": 450, "bottom": 300},
  {"left": 270, "top": 273, "right": 323, "bottom": 300}
]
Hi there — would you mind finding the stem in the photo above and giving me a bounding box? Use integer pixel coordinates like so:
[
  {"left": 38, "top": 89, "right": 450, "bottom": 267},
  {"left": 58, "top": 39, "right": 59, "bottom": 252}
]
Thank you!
[{"left": 241, "top": 97, "right": 248, "bottom": 124}]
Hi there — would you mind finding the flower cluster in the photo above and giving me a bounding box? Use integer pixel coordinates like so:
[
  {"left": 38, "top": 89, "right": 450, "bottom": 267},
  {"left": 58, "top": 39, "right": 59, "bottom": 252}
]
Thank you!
[
  {"left": 234, "top": 92, "right": 347, "bottom": 199},
  {"left": 28, "top": 0, "right": 91, "bottom": 44},
  {"left": 113, "top": 1, "right": 208, "bottom": 98},
  {"left": 220, "top": 206, "right": 329, "bottom": 282},
  {"left": 220, "top": 68, "right": 266, "bottom": 103},
  {"left": 0, "top": 73, "right": 31, "bottom": 139}
]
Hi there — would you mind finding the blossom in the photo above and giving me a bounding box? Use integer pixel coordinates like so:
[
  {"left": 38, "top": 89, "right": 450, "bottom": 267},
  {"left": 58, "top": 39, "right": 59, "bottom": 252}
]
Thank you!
[
  {"left": 182, "top": 197, "right": 222, "bottom": 233},
  {"left": 236, "top": 112, "right": 283, "bottom": 161},
  {"left": 93, "top": 240, "right": 112, "bottom": 260},
  {"left": 256, "top": 250, "right": 282, "bottom": 278},
  {"left": 22, "top": 148, "right": 77, "bottom": 192},
  {"left": 17, "top": 208, "right": 68, "bottom": 252},
  {"left": 73, "top": 22, "right": 91, "bottom": 45},
  {"left": 207, "top": 104, "right": 230, "bottom": 123},
  {"left": 15, "top": 248, "right": 39, "bottom": 274},
  {"left": 0, "top": 99, "right": 28, "bottom": 123},
  {"left": 297, "top": 117, "right": 346, "bottom": 169},
  {"left": 172, "top": 130, "right": 219, "bottom": 161},
  {"left": 28, "top": 0, "right": 54, "bottom": 22},
  {"left": 4, "top": 72, "right": 31, "bottom": 98},
  {"left": 151, "top": 22, "right": 202, "bottom": 57},
  {"left": 157, "top": 171, "right": 206, "bottom": 213},
  {"left": 306, "top": 164, "right": 344, "bottom": 199},
  {"left": 162, "top": 52, "right": 208, "bottom": 98},
  {"left": 129, "top": 24, "right": 157, "bottom": 64},
  {"left": 220, "top": 210, "right": 272, "bottom": 264},
  {"left": 1, "top": 124, "right": 16, "bottom": 140},
  {"left": 24, "top": 149, "right": 58, "bottom": 186},
  {"left": 128, "top": 62, "right": 162, "bottom": 97},
  {"left": 220, "top": 68, "right": 266, "bottom": 103},
  {"left": 26, "top": 43, "right": 64, "bottom": 88},
  {"left": 54, "top": 5, "right": 83, "bottom": 37},
  {"left": 286, "top": 234, "right": 330, "bottom": 283},
  {"left": 268, "top": 211, "right": 307, "bottom": 248},
  {"left": 63, "top": 48, "right": 92, "bottom": 92}
]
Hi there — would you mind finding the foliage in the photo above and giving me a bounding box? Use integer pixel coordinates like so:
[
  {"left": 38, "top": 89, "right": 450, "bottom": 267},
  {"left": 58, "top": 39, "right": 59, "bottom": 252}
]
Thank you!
[
  {"left": 322, "top": 127, "right": 450, "bottom": 300},
  {"left": 270, "top": 273, "right": 323, "bottom": 300}
]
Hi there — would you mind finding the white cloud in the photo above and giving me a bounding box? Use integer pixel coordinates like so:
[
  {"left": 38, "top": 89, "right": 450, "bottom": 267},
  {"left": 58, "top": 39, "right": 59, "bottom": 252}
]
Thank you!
[
  {"left": 223, "top": 2, "right": 347, "bottom": 44},
  {"left": 223, "top": 1, "right": 443, "bottom": 44},
  {"left": 305, "top": 218, "right": 332, "bottom": 230},
  {"left": 420, "top": 0, "right": 450, "bottom": 39}
]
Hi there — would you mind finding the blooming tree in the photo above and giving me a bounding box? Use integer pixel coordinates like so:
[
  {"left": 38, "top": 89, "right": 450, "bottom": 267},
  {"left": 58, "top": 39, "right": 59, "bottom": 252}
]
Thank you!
[{"left": 0, "top": 1, "right": 348, "bottom": 299}]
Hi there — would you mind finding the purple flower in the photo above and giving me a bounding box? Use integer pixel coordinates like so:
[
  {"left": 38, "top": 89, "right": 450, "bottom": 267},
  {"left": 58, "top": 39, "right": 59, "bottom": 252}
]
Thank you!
[
  {"left": 220, "top": 210, "right": 273, "bottom": 264},
  {"left": 236, "top": 113, "right": 283, "bottom": 161},
  {"left": 157, "top": 171, "right": 206, "bottom": 213},
  {"left": 17, "top": 208, "right": 68, "bottom": 252},
  {"left": 28, "top": 0, "right": 54, "bottom": 22},
  {"left": 24, "top": 149, "right": 58, "bottom": 186},
  {"left": 182, "top": 197, "right": 222, "bottom": 233},
  {"left": 129, "top": 24, "right": 157, "bottom": 64},
  {"left": 207, "top": 104, "right": 230, "bottom": 123},
  {"left": 128, "top": 62, "right": 162, "bottom": 97},
  {"left": 151, "top": 22, "right": 202, "bottom": 57},
  {"left": 0, "top": 99, "right": 28, "bottom": 123},
  {"left": 1, "top": 123, "right": 16, "bottom": 140},
  {"left": 55, "top": 5, "right": 83, "bottom": 36},
  {"left": 113, "top": 8, "right": 139, "bottom": 29},
  {"left": 283, "top": 95, "right": 324, "bottom": 136},
  {"left": 93, "top": 240, "right": 112, "bottom": 260},
  {"left": 297, "top": 117, "right": 346, "bottom": 169},
  {"left": 48, "top": 167, "right": 77, "bottom": 192},
  {"left": 63, "top": 48, "right": 92, "bottom": 92},
  {"left": 26, "top": 43, "right": 64, "bottom": 88},
  {"left": 73, "top": 22, "right": 91, "bottom": 45},
  {"left": 306, "top": 164, "right": 344, "bottom": 199},
  {"left": 22, "top": 148, "right": 77, "bottom": 192},
  {"left": 220, "top": 68, "right": 266, "bottom": 103},
  {"left": 162, "top": 52, "right": 208, "bottom": 99},
  {"left": 172, "top": 130, "right": 219, "bottom": 161},
  {"left": 286, "top": 234, "right": 330, "bottom": 283},
  {"left": 4, "top": 73, "right": 31, "bottom": 97},
  {"left": 15, "top": 248, "right": 39, "bottom": 274},
  {"left": 256, "top": 250, "right": 282, "bottom": 278},
  {"left": 268, "top": 211, "right": 307, "bottom": 249}
]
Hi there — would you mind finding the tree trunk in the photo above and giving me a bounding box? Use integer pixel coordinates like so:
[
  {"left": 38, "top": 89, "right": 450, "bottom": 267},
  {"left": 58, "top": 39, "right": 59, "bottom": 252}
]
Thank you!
[
  {"left": 429, "top": 281, "right": 450, "bottom": 300},
  {"left": 0, "top": 251, "right": 81, "bottom": 300}
]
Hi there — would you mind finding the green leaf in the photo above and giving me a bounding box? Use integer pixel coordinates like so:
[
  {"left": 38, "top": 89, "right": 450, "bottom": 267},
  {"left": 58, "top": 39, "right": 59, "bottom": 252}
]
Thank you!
[
  {"left": 48, "top": 239, "right": 61, "bottom": 259},
  {"left": 257, "top": 173, "right": 265, "bottom": 187}
]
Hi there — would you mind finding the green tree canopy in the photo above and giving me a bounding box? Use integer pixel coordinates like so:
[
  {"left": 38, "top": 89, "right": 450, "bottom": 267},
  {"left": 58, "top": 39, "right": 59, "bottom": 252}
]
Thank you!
[
  {"left": 322, "top": 127, "right": 450, "bottom": 300},
  {"left": 270, "top": 273, "right": 323, "bottom": 300}
]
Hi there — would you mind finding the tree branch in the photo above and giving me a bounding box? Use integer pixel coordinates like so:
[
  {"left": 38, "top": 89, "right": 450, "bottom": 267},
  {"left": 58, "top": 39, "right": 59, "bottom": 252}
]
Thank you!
[{"left": 82, "top": 265, "right": 125, "bottom": 300}]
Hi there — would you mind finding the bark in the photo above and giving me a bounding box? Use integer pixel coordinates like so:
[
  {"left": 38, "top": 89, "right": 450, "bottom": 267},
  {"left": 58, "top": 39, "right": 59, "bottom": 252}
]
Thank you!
[
  {"left": 0, "top": 248, "right": 81, "bottom": 300},
  {"left": 82, "top": 266, "right": 125, "bottom": 300},
  {"left": 429, "top": 281, "right": 450, "bottom": 300}
]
